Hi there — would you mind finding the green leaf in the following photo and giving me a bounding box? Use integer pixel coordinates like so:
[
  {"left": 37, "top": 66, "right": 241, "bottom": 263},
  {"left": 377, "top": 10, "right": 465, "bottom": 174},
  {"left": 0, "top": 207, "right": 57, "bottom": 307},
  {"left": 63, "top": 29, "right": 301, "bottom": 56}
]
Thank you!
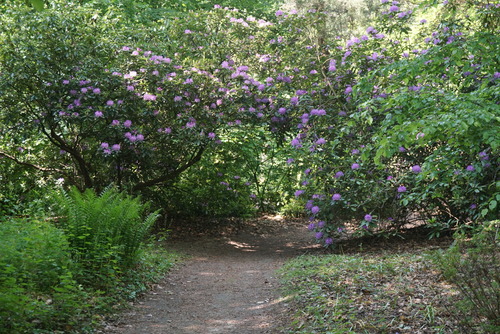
[
  {"left": 29, "top": 0, "right": 44, "bottom": 11},
  {"left": 489, "top": 200, "right": 497, "bottom": 211}
]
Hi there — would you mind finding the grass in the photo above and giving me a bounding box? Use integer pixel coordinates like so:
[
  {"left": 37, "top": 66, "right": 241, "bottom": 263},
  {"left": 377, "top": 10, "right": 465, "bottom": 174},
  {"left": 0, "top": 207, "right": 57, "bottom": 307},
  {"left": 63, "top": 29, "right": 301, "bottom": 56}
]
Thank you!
[{"left": 278, "top": 249, "right": 462, "bottom": 333}]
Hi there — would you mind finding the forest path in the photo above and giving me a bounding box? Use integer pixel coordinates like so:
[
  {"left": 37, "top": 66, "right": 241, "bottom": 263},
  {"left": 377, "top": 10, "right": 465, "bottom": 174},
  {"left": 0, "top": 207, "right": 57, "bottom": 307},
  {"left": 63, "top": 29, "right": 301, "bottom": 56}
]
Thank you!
[{"left": 104, "top": 216, "right": 317, "bottom": 334}]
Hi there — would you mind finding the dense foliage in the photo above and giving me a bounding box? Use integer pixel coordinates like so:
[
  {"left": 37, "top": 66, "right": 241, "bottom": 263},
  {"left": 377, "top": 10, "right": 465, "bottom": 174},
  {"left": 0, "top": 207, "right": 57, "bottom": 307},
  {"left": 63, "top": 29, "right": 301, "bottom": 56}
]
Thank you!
[
  {"left": 0, "top": 189, "right": 173, "bottom": 334},
  {"left": 1, "top": 0, "right": 498, "bottom": 230}
]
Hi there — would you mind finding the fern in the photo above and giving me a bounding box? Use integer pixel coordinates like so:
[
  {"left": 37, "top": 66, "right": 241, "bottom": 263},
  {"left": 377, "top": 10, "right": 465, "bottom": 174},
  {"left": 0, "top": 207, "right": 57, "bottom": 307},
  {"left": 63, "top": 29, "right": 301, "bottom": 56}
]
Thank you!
[{"left": 54, "top": 186, "right": 159, "bottom": 288}]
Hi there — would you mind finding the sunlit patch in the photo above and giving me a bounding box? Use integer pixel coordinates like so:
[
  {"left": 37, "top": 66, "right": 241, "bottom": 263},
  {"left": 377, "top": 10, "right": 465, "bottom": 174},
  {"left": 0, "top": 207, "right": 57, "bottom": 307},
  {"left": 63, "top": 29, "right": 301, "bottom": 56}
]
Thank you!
[{"left": 226, "top": 240, "right": 257, "bottom": 251}]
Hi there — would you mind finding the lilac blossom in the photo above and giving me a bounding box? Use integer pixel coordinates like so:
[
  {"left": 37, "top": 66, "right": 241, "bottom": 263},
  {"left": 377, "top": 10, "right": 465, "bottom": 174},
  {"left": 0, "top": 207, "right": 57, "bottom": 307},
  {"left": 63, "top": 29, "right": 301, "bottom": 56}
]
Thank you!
[
  {"left": 294, "top": 190, "right": 305, "bottom": 197},
  {"left": 411, "top": 165, "right": 422, "bottom": 173},
  {"left": 143, "top": 93, "right": 157, "bottom": 101}
]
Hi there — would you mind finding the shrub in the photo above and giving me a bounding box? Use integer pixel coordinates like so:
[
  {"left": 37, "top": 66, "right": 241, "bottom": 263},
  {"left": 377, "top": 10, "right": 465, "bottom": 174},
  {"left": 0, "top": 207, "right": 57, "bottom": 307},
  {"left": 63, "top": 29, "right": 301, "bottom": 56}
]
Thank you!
[
  {"left": 55, "top": 186, "right": 159, "bottom": 289},
  {"left": 431, "top": 220, "right": 500, "bottom": 333},
  {"left": 0, "top": 217, "right": 91, "bottom": 333}
]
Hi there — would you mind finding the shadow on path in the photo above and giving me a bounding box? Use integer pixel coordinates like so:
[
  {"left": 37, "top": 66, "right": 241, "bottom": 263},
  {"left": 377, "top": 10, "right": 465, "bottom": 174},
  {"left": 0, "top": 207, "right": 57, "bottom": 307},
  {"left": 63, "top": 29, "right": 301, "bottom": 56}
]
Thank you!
[{"left": 104, "top": 217, "right": 319, "bottom": 334}]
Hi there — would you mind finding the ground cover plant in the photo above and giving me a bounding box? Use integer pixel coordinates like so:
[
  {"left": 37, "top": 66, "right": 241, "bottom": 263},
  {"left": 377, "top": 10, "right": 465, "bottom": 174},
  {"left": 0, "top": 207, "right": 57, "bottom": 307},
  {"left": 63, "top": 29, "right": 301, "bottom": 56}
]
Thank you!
[{"left": 279, "top": 222, "right": 499, "bottom": 333}]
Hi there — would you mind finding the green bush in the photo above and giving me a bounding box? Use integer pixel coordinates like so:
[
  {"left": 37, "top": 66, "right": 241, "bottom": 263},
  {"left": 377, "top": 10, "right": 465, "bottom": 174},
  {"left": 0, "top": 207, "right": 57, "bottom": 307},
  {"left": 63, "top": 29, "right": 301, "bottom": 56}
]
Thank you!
[
  {"left": 0, "top": 217, "right": 91, "bottom": 334},
  {"left": 431, "top": 220, "right": 500, "bottom": 333},
  {"left": 55, "top": 186, "right": 159, "bottom": 289}
]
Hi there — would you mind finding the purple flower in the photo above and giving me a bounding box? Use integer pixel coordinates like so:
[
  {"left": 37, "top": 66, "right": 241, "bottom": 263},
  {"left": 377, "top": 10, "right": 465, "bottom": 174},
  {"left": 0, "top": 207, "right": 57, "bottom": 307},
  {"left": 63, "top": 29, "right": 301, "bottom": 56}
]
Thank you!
[
  {"left": 111, "top": 144, "right": 120, "bottom": 151},
  {"left": 100, "top": 142, "right": 109, "bottom": 149},
  {"left": 332, "top": 193, "right": 341, "bottom": 201},
  {"left": 399, "top": 146, "right": 406, "bottom": 152},
  {"left": 470, "top": 204, "right": 477, "bottom": 209},
  {"left": 335, "top": 171, "right": 344, "bottom": 178},
  {"left": 106, "top": 100, "right": 114, "bottom": 106},
  {"left": 94, "top": 111, "right": 103, "bottom": 117},
  {"left": 123, "top": 120, "right": 132, "bottom": 128},
  {"left": 466, "top": 165, "right": 475, "bottom": 172},
  {"left": 308, "top": 223, "right": 316, "bottom": 231},
  {"left": 364, "top": 214, "right": 372, "bottom": 222},
  {"left": 479, "top": 151, "right": 489, "bottom": 160},
  {"left": 291, "top": 138, "right": 302, "bottom": 148},
  {"left": 311, "top": 206, "right": 320, "bottom": 214},
  {"left": 93, "top": 88, "right": 101, "bottom": 94},
  {"left": 294, "top": 190, "right": 305, "bottom": 197},
  {"left": 275, "top": 10, "right": 284, "bottom": 16},
  {"left": 174, "top": 96, "right": 182, "bottom": 102},
  {"left": 398, "top": 186, "right": 407, "bottom": 193},
  {"left": 351, "top": 163, "right": 360, "bottom": 170},
  {"left": 315, "top": 232, "right": 323, "bottom": 239},
  {"left": 345, "top": 86, "right": 353, "bottom": 94},
  {"left": 318, "top": 221, "right": 326, "bottom": 228},
  {"left": 411, "top": 165, "right": 421, "bottom": 173},
  {"left": 390, "top": 5, "right": 399, "bottom": 12},
  {"left": 143, "top": 93, "right": 157, "bottom": 101},
  {"left": 325, "top": 238, "right": 333, "bottom": 245},
  {"left": 316, "top": 138, "right": 326, "bottom": 145}
]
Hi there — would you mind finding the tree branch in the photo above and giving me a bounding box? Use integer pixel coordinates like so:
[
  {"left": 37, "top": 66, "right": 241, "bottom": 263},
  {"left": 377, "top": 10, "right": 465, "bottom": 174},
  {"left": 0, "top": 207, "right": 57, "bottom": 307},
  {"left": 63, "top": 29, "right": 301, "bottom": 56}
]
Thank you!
[
  {"left": 0, "top": 150, "right": 65, "bottom": 173},
  {"left": 132, "top": 145, "right": 206, "bottom": 192}
]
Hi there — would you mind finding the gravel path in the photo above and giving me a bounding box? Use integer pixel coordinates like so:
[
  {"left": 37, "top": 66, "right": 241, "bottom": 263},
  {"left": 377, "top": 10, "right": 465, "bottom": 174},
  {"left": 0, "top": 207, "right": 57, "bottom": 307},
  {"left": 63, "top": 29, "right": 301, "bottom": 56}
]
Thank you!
[{"left": 104, "top": 217, "right": 317, "bottom": 334}]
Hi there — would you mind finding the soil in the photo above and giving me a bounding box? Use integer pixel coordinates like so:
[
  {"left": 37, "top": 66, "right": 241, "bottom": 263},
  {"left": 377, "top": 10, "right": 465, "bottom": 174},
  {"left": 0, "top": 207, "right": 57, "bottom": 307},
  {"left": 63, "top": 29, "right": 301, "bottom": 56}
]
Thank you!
[{"left": 103, "top": 216, "right": 319, "bottom": 334}]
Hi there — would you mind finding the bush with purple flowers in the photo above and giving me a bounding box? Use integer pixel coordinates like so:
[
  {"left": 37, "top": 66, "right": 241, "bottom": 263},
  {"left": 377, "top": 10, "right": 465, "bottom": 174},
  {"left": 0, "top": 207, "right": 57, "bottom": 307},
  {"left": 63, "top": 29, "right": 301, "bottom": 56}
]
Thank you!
[{"left": 0, "top": 0, "right": 498, "bottom": 246}]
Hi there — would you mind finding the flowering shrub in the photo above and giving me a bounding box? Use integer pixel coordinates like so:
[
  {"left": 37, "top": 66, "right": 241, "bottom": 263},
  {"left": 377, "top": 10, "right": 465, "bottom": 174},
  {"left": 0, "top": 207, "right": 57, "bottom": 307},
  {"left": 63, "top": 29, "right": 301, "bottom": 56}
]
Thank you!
[
  {"left": 286, "top": 0, "right": 499, "bottom": 244},
  {"left": 0, "top": 1, "right": 497, "bottom": 241}
]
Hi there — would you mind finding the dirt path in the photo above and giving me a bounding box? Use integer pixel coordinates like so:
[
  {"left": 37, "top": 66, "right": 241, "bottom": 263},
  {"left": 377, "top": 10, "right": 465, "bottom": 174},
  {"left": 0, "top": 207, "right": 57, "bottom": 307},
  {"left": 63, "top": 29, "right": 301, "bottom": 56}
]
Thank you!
[{"left": 104, "top": 217, "right": 317, "bottom": 334}]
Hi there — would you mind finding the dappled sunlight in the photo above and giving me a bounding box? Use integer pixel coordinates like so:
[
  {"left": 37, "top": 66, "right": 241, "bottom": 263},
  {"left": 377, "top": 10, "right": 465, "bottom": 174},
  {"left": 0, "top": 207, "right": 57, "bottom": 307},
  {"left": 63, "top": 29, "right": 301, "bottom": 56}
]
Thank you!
[
  {"left": 248, "top": 295, "right": 293, "bottom": 311},
  {"left": 225, "top": 240, "right": 257, "bottom": 252}
]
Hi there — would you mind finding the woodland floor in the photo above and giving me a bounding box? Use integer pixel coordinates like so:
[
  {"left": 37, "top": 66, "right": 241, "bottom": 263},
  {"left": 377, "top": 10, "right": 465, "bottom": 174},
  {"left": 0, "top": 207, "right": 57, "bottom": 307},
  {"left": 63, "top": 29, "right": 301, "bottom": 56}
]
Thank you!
[{"left": 102, "top": 216, "right": 455, "bottom": 334}]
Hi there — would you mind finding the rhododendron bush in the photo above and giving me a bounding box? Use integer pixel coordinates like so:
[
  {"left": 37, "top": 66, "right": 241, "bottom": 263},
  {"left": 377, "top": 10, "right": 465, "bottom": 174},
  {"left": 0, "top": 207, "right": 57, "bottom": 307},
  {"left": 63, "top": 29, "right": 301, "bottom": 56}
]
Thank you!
[{"left": 0, "top": 0, "right": 498, "bottom": 241}]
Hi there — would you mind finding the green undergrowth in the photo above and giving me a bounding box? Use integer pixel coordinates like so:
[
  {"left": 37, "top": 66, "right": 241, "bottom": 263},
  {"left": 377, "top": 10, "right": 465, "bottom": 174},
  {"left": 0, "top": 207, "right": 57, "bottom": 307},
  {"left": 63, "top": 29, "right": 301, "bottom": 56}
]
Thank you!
[
  {"left": 279, "top": 250, "right": 461, "bottom": 334},
  {"left": 0, "top": 217, "right": 180, "bottom": 334}
]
